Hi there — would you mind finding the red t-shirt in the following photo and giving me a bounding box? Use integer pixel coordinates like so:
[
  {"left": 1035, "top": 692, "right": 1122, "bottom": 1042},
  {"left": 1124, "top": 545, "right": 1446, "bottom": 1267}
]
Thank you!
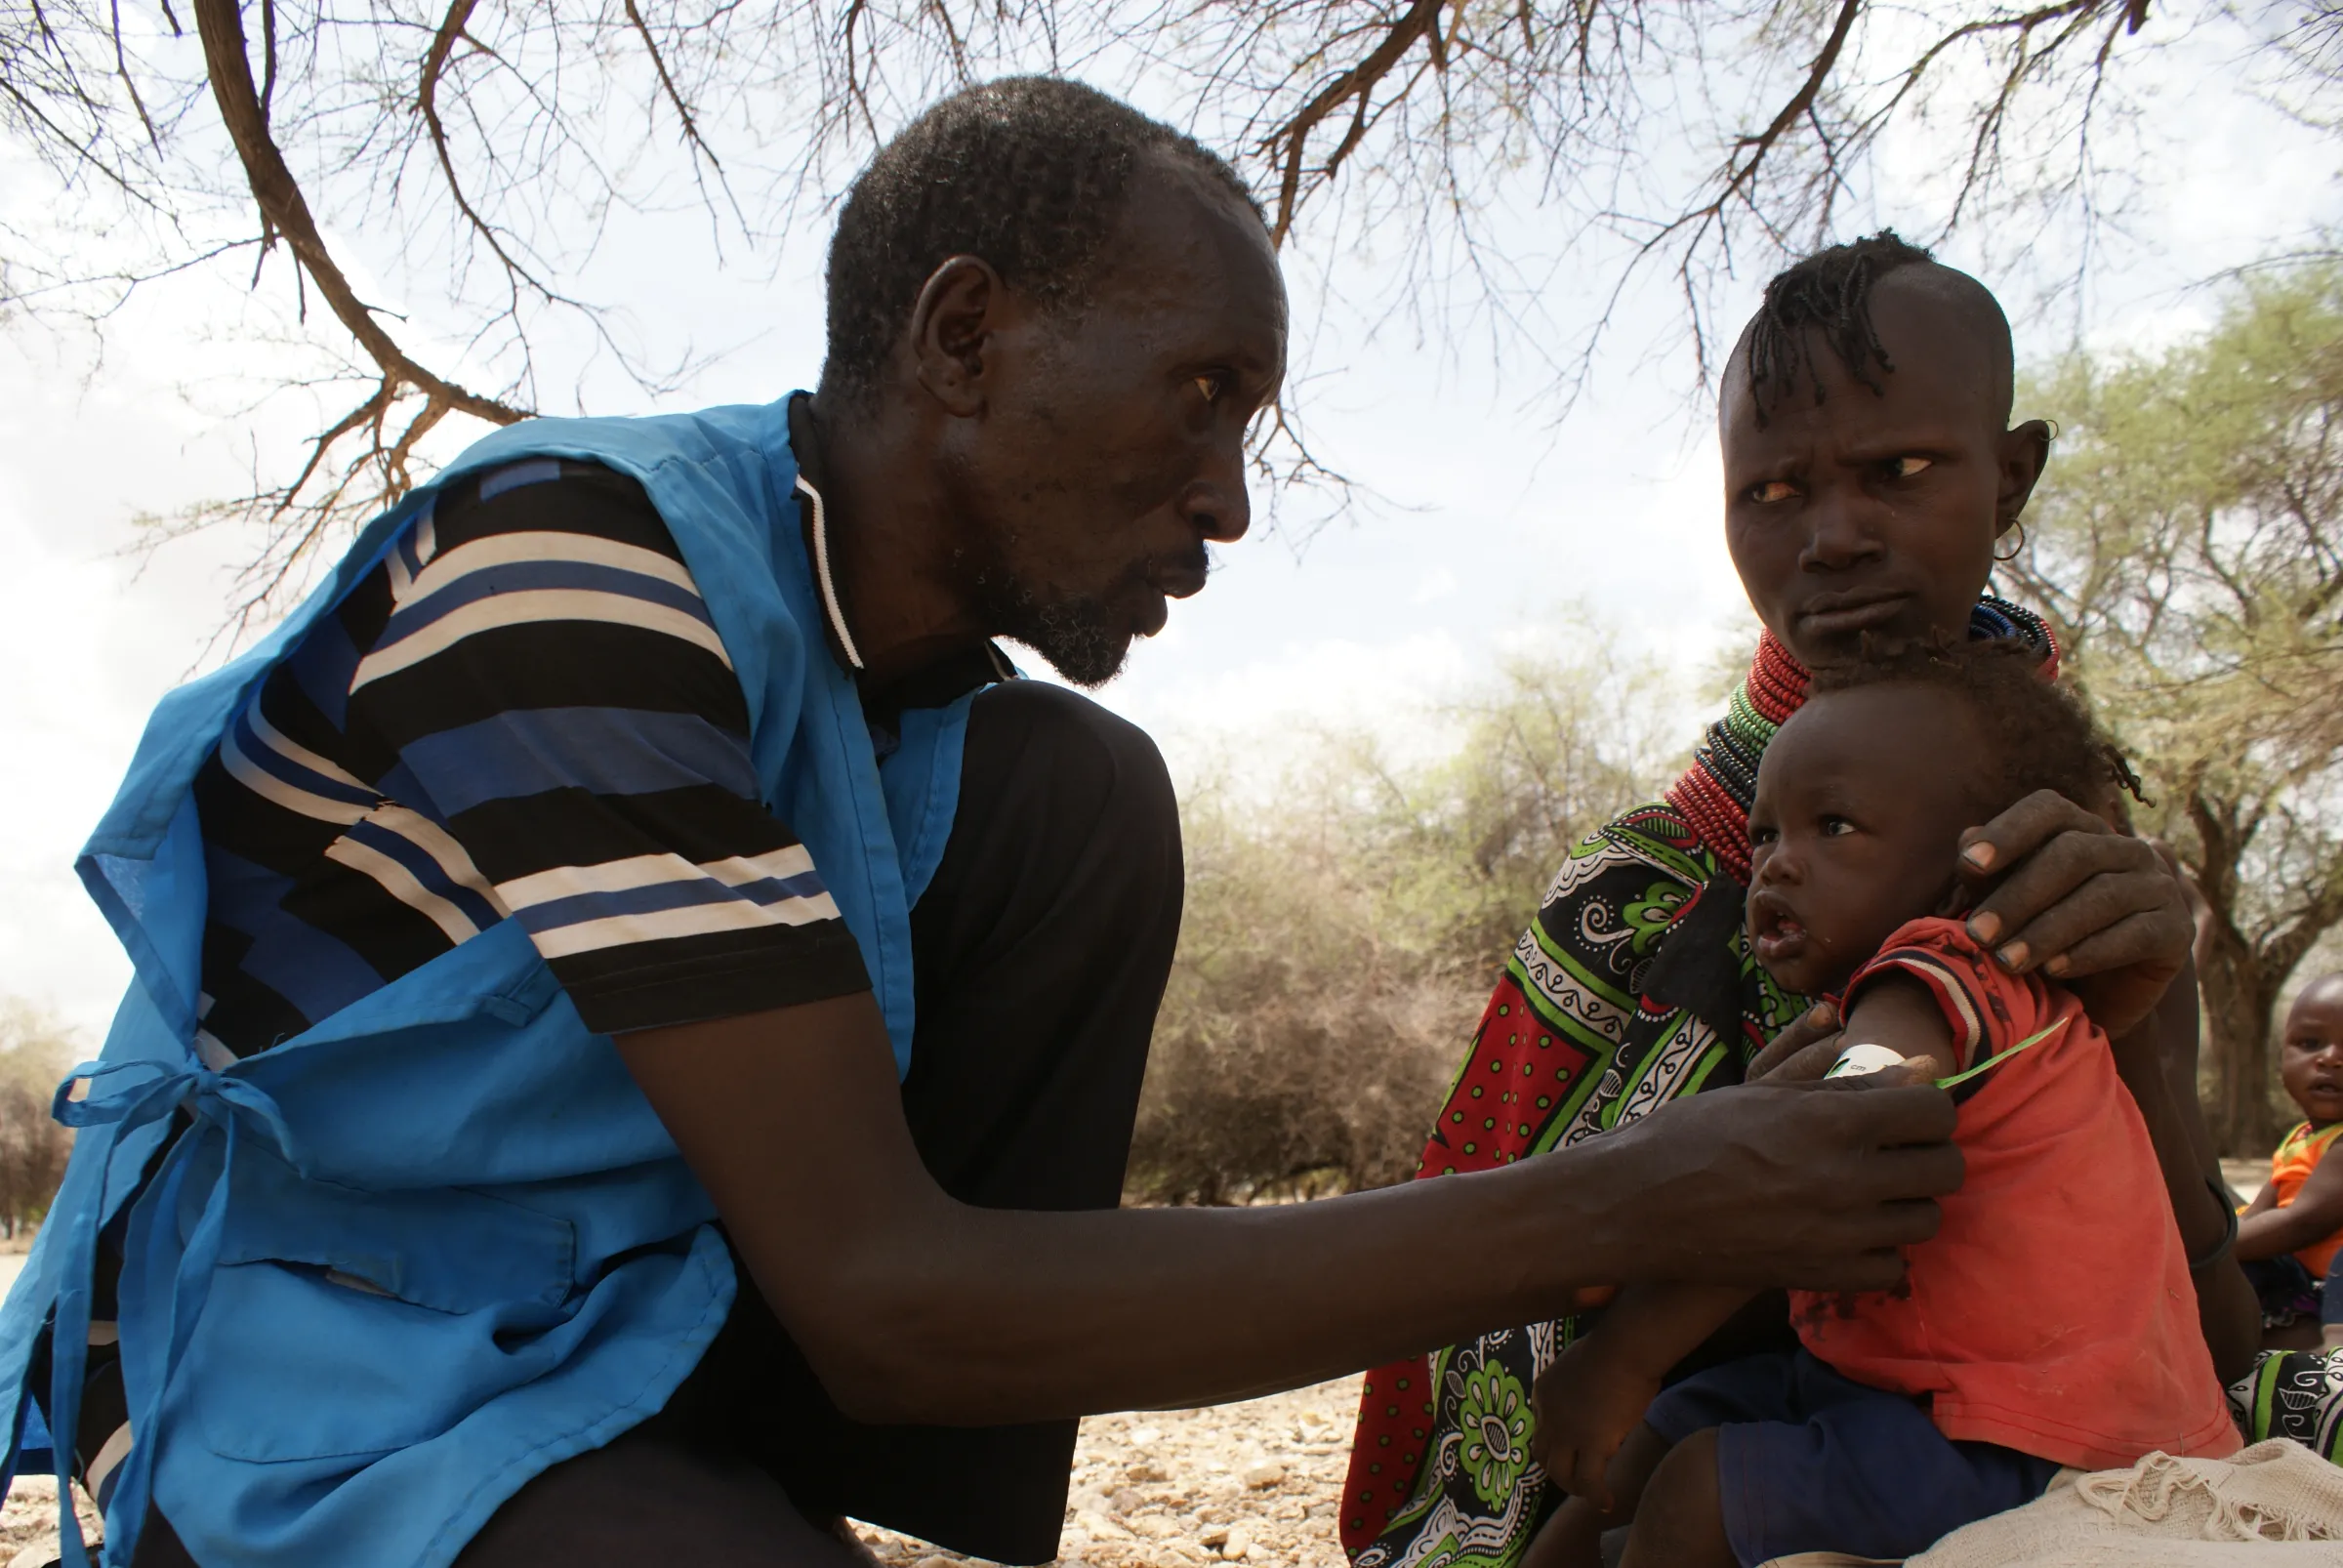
[{"left": 1788, "top": 917, "right": 2240, "bottom": 1471}]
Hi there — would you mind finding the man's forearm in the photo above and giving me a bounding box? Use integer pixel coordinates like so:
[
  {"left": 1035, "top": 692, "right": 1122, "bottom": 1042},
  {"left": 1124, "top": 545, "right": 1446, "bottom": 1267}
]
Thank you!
[
  {"left": 624, "top": 996, "right": 1957, "bottom": 1430},
  {"left": 789, "top": 1143, "right": 1633, "bottom": 1425}
]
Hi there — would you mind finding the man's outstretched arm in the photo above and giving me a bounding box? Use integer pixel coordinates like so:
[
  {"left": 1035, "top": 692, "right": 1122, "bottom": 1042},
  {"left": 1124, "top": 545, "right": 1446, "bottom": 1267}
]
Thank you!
[{"left": 619, "top": 992, "right": 1960, "bottom": 1427}]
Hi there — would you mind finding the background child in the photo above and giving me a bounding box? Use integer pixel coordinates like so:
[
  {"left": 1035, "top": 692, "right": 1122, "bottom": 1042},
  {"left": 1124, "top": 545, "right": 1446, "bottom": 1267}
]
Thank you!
[
  {"left": 1520, "top": 641, "right": 2239, "bottom": 1568},
  {"left": 2238, "top": 975, "right": 2343, "bottom": 1348}
]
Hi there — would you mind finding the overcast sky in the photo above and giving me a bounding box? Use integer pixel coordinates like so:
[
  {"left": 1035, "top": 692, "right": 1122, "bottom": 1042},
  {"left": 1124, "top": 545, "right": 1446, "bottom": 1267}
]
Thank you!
[{"left": 3, "top": 12, "right": 2336, "bottom": 1046}]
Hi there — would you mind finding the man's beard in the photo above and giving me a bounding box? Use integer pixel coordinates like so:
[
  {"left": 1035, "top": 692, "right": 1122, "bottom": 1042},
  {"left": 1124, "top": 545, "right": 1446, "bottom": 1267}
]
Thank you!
[
  {"left": 958, "top": 530, "right": 1208, "bottom": 689},
  {"left": 996, "top": 593, "right": 1132, "bottom": 686},
  {"left": 962, "top": 549, "right": 1137, "bottom": 687}
]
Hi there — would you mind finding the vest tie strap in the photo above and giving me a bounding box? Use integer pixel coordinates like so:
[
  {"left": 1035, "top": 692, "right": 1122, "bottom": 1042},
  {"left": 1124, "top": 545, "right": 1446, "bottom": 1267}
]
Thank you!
[{"left": 42, "top": 1057, "right": 301, "bottom": 1567}]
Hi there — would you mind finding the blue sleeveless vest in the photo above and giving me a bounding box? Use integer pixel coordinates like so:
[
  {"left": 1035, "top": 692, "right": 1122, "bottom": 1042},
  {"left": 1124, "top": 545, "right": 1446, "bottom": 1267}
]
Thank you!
[{"left": 0, "top": 397, "right": 974, "bottom": 1567}]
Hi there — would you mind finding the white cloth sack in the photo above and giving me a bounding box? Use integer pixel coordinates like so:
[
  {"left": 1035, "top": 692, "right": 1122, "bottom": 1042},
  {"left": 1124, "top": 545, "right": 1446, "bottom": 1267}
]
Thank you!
[{"left": 1759, "top": 1439, "right": 2343, "bottom": 1567}]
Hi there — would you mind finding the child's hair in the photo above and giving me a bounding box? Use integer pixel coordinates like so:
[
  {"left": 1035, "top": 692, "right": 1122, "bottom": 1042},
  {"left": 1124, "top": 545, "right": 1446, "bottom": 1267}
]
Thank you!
[{"left": 1808, "top": 639, "right": 2147, "bottom": 819}]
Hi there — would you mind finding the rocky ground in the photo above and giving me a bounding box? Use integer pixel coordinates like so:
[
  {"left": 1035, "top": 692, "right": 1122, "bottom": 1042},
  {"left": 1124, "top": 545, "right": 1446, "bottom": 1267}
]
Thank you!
[
  {"left": 855, "top": 1380, "right": 1365, "bottom": 1568},
  {"left": 1, "top": 1477, "right": 103, "bottom": 1568}
]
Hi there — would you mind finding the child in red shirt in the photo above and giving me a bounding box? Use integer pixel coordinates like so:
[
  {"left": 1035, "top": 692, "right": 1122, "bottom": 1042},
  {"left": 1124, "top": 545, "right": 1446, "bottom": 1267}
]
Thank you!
[
  {"left": 2237, "top": 975, "right": 2343, "bottom": 1348},
  {"left": 1520, "top": 641, "right": 2239, "bottom": 1568}
]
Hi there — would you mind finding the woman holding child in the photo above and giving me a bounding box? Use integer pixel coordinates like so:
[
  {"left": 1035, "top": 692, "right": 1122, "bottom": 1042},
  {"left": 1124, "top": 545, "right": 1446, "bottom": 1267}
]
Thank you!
[{"left": 1342, "top": 233, "right": 2277, "bottom": 1568}]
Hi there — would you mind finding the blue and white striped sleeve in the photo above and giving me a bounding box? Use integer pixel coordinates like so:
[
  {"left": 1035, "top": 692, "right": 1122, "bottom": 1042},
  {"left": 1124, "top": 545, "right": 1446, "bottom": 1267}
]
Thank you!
[{"left": 346, "top": 458, "right": 872, "bottom": 1034}]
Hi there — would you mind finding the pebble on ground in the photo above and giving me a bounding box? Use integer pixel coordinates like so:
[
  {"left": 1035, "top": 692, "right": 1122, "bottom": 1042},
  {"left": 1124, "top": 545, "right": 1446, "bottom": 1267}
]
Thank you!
[{"left": 0, "top": 1377, "right": 1368, "bottom": 1568}]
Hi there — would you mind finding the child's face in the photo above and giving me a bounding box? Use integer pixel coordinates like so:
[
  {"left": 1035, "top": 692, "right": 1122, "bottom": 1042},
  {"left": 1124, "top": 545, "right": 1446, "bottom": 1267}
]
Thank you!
[
  {"left": 1747, "top": 683, "right": 1987, "bottom": 997},
  {"left": 1721, "top": 270, "right": 2046, "bottom": 672},
  {"left": 2280, "top": 983, "right": 2343, "bottom": 1127}
]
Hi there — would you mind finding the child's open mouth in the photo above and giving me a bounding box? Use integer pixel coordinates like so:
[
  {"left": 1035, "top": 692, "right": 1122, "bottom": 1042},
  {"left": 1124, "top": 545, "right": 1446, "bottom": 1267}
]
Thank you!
[{"left": 1749, "top": 893, "right": 1808, "bottom": 965}]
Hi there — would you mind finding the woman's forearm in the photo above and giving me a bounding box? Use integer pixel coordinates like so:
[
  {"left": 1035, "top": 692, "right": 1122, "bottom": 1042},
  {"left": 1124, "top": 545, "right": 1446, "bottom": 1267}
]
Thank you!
[{"left": 2107, "top": 961, "right": 2258, "bottom": 1383}]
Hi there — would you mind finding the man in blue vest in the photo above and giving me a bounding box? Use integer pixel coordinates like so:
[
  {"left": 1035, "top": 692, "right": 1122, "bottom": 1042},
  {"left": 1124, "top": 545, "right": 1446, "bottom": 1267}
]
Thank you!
[{"left": 4, "top": 77, "right": 2103, "bottom": 1568}]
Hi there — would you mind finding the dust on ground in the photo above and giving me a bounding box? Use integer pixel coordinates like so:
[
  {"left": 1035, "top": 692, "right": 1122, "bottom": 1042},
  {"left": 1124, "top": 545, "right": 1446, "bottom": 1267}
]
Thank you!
[{"left": 856, "top": 1378, "right": 1366, "bottom": 1568}]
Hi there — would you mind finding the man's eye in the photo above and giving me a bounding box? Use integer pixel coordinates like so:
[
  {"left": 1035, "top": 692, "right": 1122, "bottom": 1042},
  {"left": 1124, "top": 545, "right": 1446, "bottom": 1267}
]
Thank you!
[
  {"left": 1193, "top": 372, "right": 1229, "bottom": 403},
  {"left": 1746, "top": 479, "right": 1798, "bottom": 504},
  {"left": 1884, "top": 455, "right": 1934, "bottom": 479}
]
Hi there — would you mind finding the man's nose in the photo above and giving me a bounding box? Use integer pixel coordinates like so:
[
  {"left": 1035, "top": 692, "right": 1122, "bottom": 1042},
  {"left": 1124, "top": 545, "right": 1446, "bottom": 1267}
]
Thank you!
[
  {"left": 1181, "top": 441, "right": 1253, "bottom": 545},
  {"left": 1798, "top": 483, "right": 1885, "bottom": 572}
]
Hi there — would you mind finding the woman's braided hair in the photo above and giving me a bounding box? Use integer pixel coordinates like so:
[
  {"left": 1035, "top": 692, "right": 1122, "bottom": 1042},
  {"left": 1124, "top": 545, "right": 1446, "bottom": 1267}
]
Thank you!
[
  {"left": 1809, "top": 639, "right": 2148, "bottom": 820},
  {"left": 1744, "top": 230, "right": 1938, "bottom": 426}
]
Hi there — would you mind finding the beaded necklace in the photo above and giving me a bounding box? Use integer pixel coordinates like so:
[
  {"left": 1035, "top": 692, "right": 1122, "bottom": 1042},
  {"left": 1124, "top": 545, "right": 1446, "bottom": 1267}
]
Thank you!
[{"left": 1664, "top": 595, "right": 2059, "bottom": 886}]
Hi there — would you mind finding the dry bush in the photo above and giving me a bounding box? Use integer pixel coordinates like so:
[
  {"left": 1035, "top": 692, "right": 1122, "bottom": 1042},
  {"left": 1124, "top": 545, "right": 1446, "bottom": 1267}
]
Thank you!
[
  {"left": 0, "top": 1004, "right": 77, "bottom": 1239},
  {"left": 1130, "top": 638, "right": 1678, "bottom": 1204},
  {"left": 1129, "top": 784, "right": 1483, "bottom": 1205}
]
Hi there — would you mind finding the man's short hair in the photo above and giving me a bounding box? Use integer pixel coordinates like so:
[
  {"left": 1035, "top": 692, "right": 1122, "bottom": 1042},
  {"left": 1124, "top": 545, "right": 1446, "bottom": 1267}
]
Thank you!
[{"left": 820, "top": 77, "right": 1261, "bottom": 409}]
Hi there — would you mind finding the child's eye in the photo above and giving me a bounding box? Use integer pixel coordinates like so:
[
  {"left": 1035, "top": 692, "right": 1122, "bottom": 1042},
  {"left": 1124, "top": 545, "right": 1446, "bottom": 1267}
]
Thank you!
[
  {"left": 1749, "top": 824, "right": 1778, "bottom": 846},
  {"left": 1193, "top": 372, "right": 1230, "bottom": 403},
  {"left": 1821, "top": 814, "right": 1856, "bottom": 836},
  {"left": 1882, "top": 455, "right": 1933, "bottom": 479},
  {"left": 1746, "top": 478, "right": 1799, "bottom": 504}
]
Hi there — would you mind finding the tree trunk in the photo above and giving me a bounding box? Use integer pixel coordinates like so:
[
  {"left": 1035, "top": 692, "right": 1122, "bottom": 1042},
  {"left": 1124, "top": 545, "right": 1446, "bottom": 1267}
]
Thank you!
[{"left": 2200, "top": 920, "right": 2287, "bottom": 1156}]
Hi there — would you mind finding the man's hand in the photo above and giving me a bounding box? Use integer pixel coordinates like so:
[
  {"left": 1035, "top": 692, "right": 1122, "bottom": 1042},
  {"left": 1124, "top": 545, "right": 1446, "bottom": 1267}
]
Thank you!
[
  {"left": 1955, "top": 790, "right": 2193, "bottom": 1038},
  {"left": 1532, "top": 1336, "right": 1660, "bottom": 1510},
  {"left": 1590, "top": 1075, "right": 1960, "bottom": 1294}
]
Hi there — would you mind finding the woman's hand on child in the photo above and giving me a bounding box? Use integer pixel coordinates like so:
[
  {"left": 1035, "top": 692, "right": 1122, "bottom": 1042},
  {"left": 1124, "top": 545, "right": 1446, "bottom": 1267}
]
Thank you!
[
  {"left": 1748, "top": 1002, "right": 1843, "bottom": 1082},
  {"left": 1955, "top": 788, "right": 2192, "bottom": 1037},
  {"left": 1531, "top": 1337, "right": 1660, "bottom": 1511}
]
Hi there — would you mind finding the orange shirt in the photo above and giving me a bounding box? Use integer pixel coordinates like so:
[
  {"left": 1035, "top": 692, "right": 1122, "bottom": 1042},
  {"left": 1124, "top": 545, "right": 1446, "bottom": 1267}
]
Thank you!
[
  {"left": 2267, "top": 1120, "right": 2343, "bottom": 1276},
  {"left": 1788, "top": 918, "right": 2240, "bottom": 1473}
]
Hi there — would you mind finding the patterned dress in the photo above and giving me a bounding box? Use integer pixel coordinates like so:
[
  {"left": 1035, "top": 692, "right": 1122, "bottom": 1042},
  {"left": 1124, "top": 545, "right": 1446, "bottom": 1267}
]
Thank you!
[{"left": 1339, "top": 600, "right": 2343, "bottom": 1568}]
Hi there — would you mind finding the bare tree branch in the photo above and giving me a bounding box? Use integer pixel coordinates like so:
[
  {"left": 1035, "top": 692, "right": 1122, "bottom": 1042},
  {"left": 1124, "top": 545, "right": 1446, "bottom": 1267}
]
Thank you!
[
  {"left": 193, "top": 0, "right": 519, "bottom": 427},
  {"left": 1260, "top": 0, "right": 1449, "bottom": 246}
]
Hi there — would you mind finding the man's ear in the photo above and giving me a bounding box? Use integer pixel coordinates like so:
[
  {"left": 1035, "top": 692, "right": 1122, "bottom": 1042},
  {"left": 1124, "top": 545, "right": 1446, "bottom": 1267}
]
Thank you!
[
  {"left": 908, "top": 255, "right": 1001, "bottom": 418},
  {"left": 1994, "top": 417, "right": 2054, "bottom": 536}
]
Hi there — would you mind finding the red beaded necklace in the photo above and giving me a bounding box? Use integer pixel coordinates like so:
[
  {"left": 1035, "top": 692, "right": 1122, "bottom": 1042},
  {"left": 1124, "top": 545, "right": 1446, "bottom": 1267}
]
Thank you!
[{"left": 1665, "top": 600, "right": 2059, "bottom": 887}]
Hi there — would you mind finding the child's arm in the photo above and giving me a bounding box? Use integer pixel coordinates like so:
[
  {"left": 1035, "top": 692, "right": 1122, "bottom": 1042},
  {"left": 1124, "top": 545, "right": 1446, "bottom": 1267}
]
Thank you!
[
  {"left": 1531, "top": 1283, "right": 1753, "bottom": 1507},
  {"left": 2239, "top": 1144, "right": 2343, "bottom": 1262},
  {"left": 1831, "top": 975, "right": 1960, "bottom": 1081}
]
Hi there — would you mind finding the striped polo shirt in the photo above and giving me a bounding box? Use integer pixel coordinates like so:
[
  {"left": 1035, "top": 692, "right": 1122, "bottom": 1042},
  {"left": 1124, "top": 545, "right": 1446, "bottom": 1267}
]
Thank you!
[{"left": 192, "top": 455, "right": 873, "bottom": 1052}]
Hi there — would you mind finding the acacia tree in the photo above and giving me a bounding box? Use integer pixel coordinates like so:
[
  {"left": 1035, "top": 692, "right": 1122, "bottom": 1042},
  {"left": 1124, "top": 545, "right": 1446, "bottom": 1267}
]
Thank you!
[
  {"left": 2, "top": 0, "right": 2316, "bottom": 623},
  {"left": 2002, "top": 262, "right": 2343, "bottom": 1154},
  {"left": 0, "top": 1004, "right": 76, "bottom": 1237},
  {"left": 1132, "top": 640, "right": 1674, "bottom": 1201}
]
